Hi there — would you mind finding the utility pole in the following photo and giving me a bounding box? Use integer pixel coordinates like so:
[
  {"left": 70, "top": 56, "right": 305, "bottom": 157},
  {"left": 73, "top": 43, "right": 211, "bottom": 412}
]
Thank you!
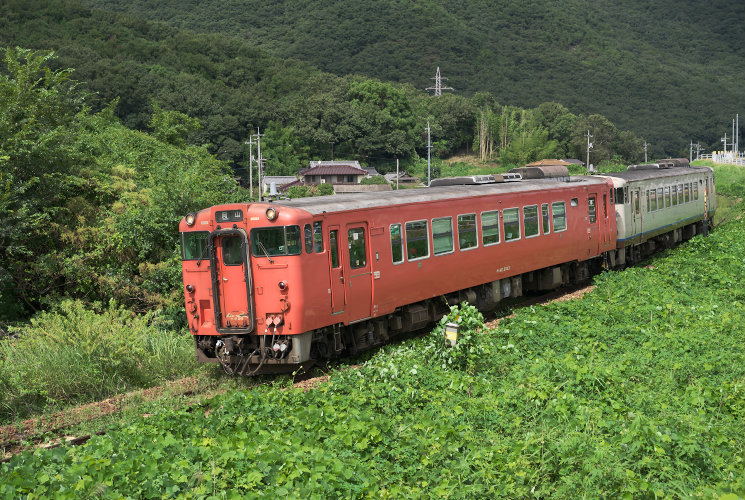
[
  {"left": 721, "top": 133, "right": 728, "bottom": 154},
  {"left": 256, "top": 127, "right": 263, "bottom": 202},
  {"left": 427, "top": 122, "right": 432, "bottom": 186},
  {"left": 689, "top": 140, "right": 693, "bottom": 163},
  {"left": 694, "top": 142, "right": 703, "bottom": 160},
  {"left": 736, "top": 113, "right": 739, "bottom": 154},
  {"left": 396, "top": 158, "right": 399, "bottom": 190},
  {"left": 643, "top": 141, "right": 648, "bottom": 163},
  {"left": 330, "top": 141, "right": 335, "bottom": 160},
  {"left": 425, "top": 67, "right": 453, "bottom": 97},
  {"left": 245, "top": 135, "right": 255, "bottom": 198},
  {"left": 585, "top": 130, "right": 593, "bottom": 170}
]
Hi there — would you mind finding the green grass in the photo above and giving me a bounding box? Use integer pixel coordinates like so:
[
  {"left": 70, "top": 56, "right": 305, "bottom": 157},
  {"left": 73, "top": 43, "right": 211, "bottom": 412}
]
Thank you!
[
  {"left": 2, "top": 209, "right": 743, "bottom": 498},
  {"left": 0, "top": 300, "right": 200, "bottom": 423}
]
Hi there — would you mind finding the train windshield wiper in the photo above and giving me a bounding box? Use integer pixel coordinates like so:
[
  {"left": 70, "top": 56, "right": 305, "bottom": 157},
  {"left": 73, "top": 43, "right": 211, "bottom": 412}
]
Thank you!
[{"left": 257, "top": 241, "right": 274, "bottom": 264}]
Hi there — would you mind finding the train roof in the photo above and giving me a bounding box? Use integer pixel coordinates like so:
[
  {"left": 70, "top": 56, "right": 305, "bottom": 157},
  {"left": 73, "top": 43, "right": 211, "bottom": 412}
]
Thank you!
[
  {"left": 598, "top": 166, "right": 712, "bottom": 183},
  {"left": 273, "top": 176, "right": 610, "bottom": 215}
]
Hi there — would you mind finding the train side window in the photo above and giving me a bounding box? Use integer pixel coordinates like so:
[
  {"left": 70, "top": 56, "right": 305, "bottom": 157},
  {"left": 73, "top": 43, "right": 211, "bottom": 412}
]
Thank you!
[
  {"left": 694, "top": 182, "right": 699, "bottom": 200},
  {"left": 541, "top": 204, "right": 550, "bottom": 234},
  {"left": 503, "top": 208, "right": 520, "bottom": 241},
  {"left": 329, "top": 230, "right": 339, "bottom": 268},
  {"left": 570, "top": 198, "right": 578, "bottom": 207},
  {"left": 658, "top": 188, "right": 664, "bottom": 210},
  {"left": 684, "top": 183, "right": 690, "bottom": 203},
  {"left": 646, "top": 190, "right": 650, "bottom": 212},
  {"left": 347, "top": 228, "right": 366, "bottom": 269},
  {"left": 614, "top": 188, "right": 624, "bottom": 204},
  {"left": 313, "top": 221, "right": 324, "bottom": 252},
  {"left": 390, "top": 224, "right": 403, "bottom": 264},
  {"left": 634, "top": 192, "right": 640, "bottom": 215},
  {"left": 664, "top": 186, "right": 671, "bottom": 207},
  {"left": 432, "top": 217, "right": 454, "bottom": 256},
  {"left": 671, "top": 185, "right": 678, "bottom": 206},
  {"left": 481, "top": 210, "right": 500, "bottom": 246},
  {"left": 650, "top": 189, "right": 657, "bottom": 211},
  {"left": 405, "top": 220, "right": 430, "bottom": 261},
  {"left": 588, "top": 197, "right": 596, "bottom": 223},
  {"left": 552, "top": 202, "right": 567, "bottom": 232},
  {"left": 678, "top": 183, "right": 683, "bottom": 204},
  {"left": 457, "top": 214, "right": 478, "bottom": 250},
  {"left": 304, "top": 224, "right": 313, "bottom": 253},
  {"left": 524, "top": 205, "right": 539, "bottom": 237}
]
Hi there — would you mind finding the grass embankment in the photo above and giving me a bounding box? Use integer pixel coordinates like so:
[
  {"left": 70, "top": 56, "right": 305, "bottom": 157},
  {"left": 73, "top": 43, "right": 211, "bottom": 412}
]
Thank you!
[{"left": 2, "top": 194, "right": 743, "bottom": 497}]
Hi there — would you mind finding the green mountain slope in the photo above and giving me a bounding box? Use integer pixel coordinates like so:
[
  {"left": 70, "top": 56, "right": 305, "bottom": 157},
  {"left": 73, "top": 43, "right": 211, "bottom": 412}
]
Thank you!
[{"left": 81, "top": 0, "right": 744, "bottom": 155}]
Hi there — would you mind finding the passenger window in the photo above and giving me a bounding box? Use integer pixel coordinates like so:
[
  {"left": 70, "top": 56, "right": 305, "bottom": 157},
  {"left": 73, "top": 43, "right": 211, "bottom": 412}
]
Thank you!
[
  {"left": 678, "top": 183, "right": 684, "bottom": 204},
  {"left": 304, "top": 224, "right": 313, "bottom": 253},
  {"left": 313, "top": 221, "right": 324, "bottom": 252},
  {"left": 650, "top": 189, "right": 657, "bottom": 211},
  {"left": 552, "top": 202, "right": 567, "bottom": 232},
  {"left": 481, "top": 210, "right": 500, "bottom": 245},
  {"left": 348, "top": 228, "right": 366, "bottom": 269},
  {"left": 657, "top": 188, "right": 663, "bottom": 210},
  {"left": 694, "top": 183, "right": 698, "bottom": 200},
  {"left": 405, "top": 220, "right": 429, "bottom": 260},
  {"left": 390, "top": 224, "right": 403, "bottom": 264},
  {"left": 588, "top": 197, "right": 596, "bottom": 223},
  {"left": 671, "top": 185, "right": 678, "bottom": 206},
  {"left": 329, "top": 230, "right": 339, "bottom": 268},
  {"left": 457, "top": 214, "right": 478, "bottom": 250},
  {"left": 222, "top": 235, "right": 243, "bottom": 266},
  {"left": 503, "top": 208, "right": 520, "bottom": 241},
  {"left": 541, "top": 204, "right": 550, "bottom": 234},
  {"left": 684, "top": 183, "right": 690, "bottom": 203},
  {"left": 524, "top": 205, "right": 539, "bottom": 236},
  {"left": 634, "top": 192, "right": 640, "bottom": 215},
  {"left": 432, "top": 217, "right": 454, "bottom": 255},
  {"left": 665, "top": 187, "right": 671, "bottom": 207},
  {"left": 646, "top": 190, "right": 650, "bottom": 212}
]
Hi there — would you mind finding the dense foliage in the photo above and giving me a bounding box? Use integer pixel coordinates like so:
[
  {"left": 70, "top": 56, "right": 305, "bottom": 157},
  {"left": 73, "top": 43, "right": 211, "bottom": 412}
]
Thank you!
[
  {"left": 81, "top": 0, "right": 743, "bottom": 156},
  {"left": 0, "top": 47, "right": 237, "bottom": 320},
  {"left": 2, "top": 213, "right": 742, "bottom": 496},
  {"left": 1, "top": 0, "right": 651, "bottom": 178}
]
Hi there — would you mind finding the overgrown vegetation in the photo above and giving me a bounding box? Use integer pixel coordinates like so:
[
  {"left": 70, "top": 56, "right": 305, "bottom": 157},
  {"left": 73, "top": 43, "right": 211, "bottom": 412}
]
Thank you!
[
  {"left": 0, "top": 300, "right": 197, "bottom": 422},
  {"left": 2, "top": 194, "right": 742, "bottom": 497}
]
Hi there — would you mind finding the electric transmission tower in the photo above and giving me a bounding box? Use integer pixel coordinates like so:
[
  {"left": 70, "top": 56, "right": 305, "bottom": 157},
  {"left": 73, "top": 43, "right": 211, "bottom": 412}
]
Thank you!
[{"left": 426, "top": 67, "right": 453, "bottom": 97}]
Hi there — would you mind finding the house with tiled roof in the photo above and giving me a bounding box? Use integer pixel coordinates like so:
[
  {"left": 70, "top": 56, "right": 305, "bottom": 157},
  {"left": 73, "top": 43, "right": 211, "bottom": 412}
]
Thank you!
[{"left": 300, "top": 161, "right": 368, "bottom": 185}]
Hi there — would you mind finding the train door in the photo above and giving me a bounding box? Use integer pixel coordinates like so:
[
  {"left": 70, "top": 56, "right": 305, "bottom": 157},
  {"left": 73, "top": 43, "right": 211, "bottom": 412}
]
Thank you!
[
  {"left": 587, "top": 193, "right": 599, "bottom": 255},
  {"left": 211, "top": 231, "right": 254, "bottom": 333},
  {"left": 328, "top": 226, "right": 345, "bottom": 315},
  {"left": 343, "top": 223, "right": 373, "bottom": 322},
  {"left": 630, "top": 188, "right": 641, "bottom": 238}
]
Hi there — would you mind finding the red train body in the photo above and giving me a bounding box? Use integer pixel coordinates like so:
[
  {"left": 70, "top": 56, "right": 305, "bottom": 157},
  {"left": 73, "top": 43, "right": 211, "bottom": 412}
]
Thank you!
[{"left": 179, "top": 164, "right": 711, "bottom": 375}]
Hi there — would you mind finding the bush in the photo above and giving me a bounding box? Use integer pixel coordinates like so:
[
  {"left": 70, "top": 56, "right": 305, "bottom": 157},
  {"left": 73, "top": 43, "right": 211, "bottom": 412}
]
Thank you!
[
  {"left": 0, "top": 300, "right": 196, "bottom": 422},
  {"left": 422, "top": 303, "right": 487, "bottom": 373},
  {"left": 360, "top": 175, "right": 388, "bottom": 185}
]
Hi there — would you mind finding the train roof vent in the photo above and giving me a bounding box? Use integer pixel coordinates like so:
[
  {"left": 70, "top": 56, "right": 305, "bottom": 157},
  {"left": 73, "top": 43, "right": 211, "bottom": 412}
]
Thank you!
[
  {"left": 509, "top": 165, "right": 570, "bottom": 181},
  {"left": 627, "top": 158, "right": 690, "bottom": 171},
  {"left": 429, "top": 173, "right": 524, "bottom": 187}
]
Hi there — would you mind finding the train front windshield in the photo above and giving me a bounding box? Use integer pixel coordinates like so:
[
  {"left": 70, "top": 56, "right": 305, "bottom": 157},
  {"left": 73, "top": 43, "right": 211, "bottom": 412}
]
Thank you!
[{"left": 250, "top": 226, "right": 302, "bottom": 257}]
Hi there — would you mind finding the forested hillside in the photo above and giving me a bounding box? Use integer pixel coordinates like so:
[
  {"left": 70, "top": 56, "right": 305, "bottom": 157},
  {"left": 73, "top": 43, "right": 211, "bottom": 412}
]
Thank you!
[
  {"left": 1, "top": 0, "right": 647, "bottom": 175},
  {"left": 81, "top": 0, "right": 744, "bottom": 156}
]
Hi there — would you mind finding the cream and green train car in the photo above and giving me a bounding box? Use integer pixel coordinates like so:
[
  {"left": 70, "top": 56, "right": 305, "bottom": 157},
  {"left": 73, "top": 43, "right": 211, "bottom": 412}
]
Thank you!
[{"left": 599, "top": 161, "right": 715, "bottom": 266}]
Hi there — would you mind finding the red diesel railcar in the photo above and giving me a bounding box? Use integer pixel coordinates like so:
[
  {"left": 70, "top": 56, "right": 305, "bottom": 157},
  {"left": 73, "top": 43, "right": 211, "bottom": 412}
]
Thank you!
[{"left": 179, "top": 170, "right": 616, "bottom": 375}]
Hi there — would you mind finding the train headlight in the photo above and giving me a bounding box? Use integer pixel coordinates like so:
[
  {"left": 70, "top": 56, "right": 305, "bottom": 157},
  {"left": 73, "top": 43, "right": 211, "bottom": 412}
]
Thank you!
[
  {"left": 185, "top": 213, "right": 196, "bottom": 226},
  {"left": 265, "top": 207, "right": 279, "bottom": 221}
]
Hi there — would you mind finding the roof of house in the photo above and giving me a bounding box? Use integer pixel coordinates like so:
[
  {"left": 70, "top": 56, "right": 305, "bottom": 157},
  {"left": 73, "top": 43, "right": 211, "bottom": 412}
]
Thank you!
[
  {"left": 561, "top": 158, "right": 585, "bottom": 165},
  {"left": 300, "top": 165, "right": 368, "bottom": 176},
  {"left": 309, "top": 160, "right": 362, "bottom": 169},
  {"left": 361, "top": 166, "right": 381, "bottom": 176},
  {"left": 384, "top": 172, "right": 419, "bottom": 182}
]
